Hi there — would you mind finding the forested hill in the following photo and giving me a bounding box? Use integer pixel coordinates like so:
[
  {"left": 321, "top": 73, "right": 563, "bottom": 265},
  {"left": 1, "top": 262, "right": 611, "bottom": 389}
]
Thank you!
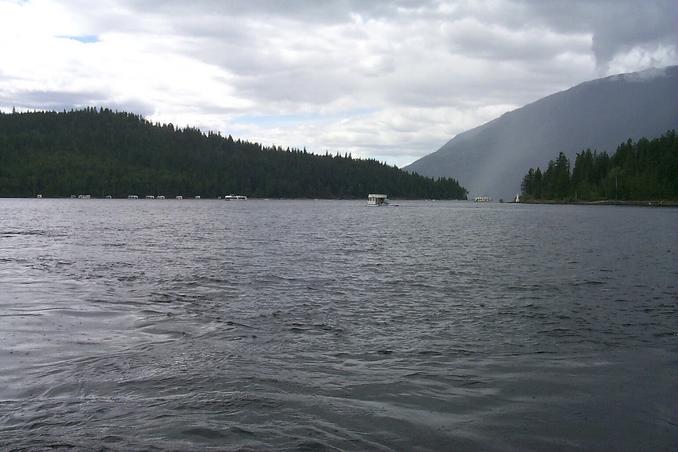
[
  {"left": 0, "top": 108, "right": 467, "bottom": 199},
  {"left": 520, "top": 131, "right": 678, "bottom": 201}
]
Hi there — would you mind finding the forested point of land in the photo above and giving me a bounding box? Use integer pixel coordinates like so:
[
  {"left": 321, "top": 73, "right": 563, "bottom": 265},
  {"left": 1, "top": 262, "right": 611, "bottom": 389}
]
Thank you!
[
  {"left": 0, "top": 108, "right": 467, "bottom": 199},
  {"left": 520, "top": 131, "right": 678, "bottom": 201}
]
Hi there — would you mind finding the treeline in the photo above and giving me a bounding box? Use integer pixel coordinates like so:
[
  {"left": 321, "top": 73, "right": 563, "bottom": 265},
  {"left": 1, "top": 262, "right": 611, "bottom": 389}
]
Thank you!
[
  {"left": 521, "top": 131, "right": 678, "bottom": 201},
  {"left": 0, "top": 108, "right": 467, "bottom": 199}
]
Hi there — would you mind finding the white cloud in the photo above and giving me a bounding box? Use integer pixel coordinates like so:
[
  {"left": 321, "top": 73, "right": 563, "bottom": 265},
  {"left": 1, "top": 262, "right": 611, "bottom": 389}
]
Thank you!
[
  {"left": 0, "top": 0, "right": 675, "bottom": 166},
  {"left": 605, "top": 43, "right": 678, "bottom": 76}
]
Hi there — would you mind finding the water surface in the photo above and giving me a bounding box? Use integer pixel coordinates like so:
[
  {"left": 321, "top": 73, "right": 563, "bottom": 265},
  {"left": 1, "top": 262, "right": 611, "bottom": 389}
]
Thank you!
[{"left": 0, "top": 199, "right": 677, "bottom": 450}]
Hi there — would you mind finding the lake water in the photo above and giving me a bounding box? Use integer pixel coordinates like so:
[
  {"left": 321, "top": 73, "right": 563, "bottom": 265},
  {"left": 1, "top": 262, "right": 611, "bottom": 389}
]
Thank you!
[{"left": 0, "top": 199, "right": 677, "bottom": 451}]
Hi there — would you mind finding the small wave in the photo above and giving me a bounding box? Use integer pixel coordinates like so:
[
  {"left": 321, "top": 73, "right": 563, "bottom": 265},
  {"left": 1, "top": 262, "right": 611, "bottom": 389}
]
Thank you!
[
  {"left": 573, "top": 280, "right": 605, "bottom": 286},
  {"left": 0, "top": 229, "right": 46, "bottom": 237},
  {"left": 182, "top": 426, "right": 228, "bottom": 439}
]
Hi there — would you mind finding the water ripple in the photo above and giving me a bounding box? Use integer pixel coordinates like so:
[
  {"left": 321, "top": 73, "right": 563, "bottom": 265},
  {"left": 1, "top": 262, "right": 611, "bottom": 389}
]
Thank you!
[{"left": 0, "top": 199, "right": 677, "bottom": 450}]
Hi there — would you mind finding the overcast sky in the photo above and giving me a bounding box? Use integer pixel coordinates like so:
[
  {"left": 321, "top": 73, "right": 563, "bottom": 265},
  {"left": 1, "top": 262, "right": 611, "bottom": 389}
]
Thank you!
[{"left": 1, "top": 0, "right": 676, "bottom": 166}]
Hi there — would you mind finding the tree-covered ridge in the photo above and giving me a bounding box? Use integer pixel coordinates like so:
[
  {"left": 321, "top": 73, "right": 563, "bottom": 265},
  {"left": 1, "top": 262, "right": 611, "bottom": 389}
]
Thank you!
[
  {"left": 0, "top": 108, "right": 467, "bottom": 199},
  {"left": 520, "top": 131, "right": 678, "bottom": 201}
]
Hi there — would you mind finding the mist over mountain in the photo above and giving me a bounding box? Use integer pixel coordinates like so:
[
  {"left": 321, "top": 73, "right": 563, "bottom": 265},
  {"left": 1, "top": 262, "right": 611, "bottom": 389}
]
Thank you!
[{"left": 404, "top": 66, "right": 678, "bottom": 199}]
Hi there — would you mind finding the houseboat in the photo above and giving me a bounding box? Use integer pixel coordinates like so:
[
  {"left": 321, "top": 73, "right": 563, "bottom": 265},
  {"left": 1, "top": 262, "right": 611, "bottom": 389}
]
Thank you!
[{"left": 367, "top": 194, "right": 389, "bottom": 206}]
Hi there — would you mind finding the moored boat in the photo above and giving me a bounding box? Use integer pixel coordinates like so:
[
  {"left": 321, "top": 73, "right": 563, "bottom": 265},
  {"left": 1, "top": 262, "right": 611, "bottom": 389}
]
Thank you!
[{"left": 367, "top": 194, "right": 389, "bottom": 206}]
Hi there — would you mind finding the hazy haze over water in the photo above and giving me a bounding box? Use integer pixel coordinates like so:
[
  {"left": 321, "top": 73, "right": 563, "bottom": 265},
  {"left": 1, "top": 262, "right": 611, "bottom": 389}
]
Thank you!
[{"left": 1, "top": 199, "right": 677, "bottom": 450}]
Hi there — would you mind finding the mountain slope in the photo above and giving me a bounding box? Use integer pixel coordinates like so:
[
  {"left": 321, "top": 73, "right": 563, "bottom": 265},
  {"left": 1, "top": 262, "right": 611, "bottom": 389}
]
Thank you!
[{"left": 404, "top": 66, "right": 678, "bottom": 198}]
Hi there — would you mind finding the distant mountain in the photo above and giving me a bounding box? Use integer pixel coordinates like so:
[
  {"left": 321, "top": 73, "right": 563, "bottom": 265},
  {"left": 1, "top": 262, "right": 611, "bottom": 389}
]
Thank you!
[
  {"left": 0, "top": 108, "right": 467, "bottom": 199},
  {"left": 404, "top": 66, "right": 678, "bottom": 199}
]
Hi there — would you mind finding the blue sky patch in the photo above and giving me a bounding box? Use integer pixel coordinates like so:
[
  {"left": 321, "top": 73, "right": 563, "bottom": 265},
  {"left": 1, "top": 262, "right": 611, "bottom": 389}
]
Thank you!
[{"left": 59, "top": 35, "right": 99, "bottom": 44}]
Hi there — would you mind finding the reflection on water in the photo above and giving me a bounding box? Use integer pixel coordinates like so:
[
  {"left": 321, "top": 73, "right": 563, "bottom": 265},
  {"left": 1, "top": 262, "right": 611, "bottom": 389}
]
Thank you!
[{"left": 0, "top": 199, "right": 677, "bottom": 450}]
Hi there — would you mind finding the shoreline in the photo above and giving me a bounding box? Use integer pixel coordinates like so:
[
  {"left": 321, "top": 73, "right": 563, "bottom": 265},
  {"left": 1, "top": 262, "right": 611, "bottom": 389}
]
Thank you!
[
  {"left": 0, "top": 196, "right": 467, "bottom": 201},
  {"left": 520, "top": 199, "right": 678, "bottom": 208}
]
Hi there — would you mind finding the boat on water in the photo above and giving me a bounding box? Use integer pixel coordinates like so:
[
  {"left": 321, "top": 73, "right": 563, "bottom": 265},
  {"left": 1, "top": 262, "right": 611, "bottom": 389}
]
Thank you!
[
  {"left": 474, "top": 196, "right": 491, "bottom": 202},
  {"left": 367, "top": 194, "right": 389, "bottom": 206},
  {"left": 224, "top": 195, "right": 247, "bottom": 200}
]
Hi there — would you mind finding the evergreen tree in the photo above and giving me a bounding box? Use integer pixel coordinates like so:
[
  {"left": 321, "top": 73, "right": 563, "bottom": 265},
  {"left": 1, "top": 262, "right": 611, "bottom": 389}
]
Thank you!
[{"left": 520, "top": 131, "right": 677, "bottom": 201}]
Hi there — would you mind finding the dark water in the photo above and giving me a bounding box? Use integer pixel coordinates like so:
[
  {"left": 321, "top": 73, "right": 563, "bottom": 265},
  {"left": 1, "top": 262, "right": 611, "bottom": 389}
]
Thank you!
[{"left": 1, "top": 199, "right": 677, "bottom": 451}]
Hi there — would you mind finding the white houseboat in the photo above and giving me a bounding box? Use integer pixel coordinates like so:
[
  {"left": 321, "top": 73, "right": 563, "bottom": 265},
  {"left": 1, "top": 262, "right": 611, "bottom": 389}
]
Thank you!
[{"left": 367, "top": 194, "right": 389, "bottom": 206}]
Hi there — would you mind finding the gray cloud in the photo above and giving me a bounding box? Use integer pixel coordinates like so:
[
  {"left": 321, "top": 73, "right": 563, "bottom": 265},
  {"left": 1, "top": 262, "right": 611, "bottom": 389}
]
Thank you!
[
  {"left": 515, "top": 0, "right": 678, "bottom": 68},
  {"left": 444, "top": 20, "right": 589, "bottom": 62},
  {"left": 0, "top": 88, "right": 155, "bottom": 117},
  {"left": 83, "top": 1, "right": 678, "bottom": 89},
  {"left": 109, "top": 0, "right": 675, "bottom": 93},
  {"left": 121, "top": 0, "right": 438, "bottom": 24},
  {"left": 0, "top": 89, "right": 106, "bottom": 111}
]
